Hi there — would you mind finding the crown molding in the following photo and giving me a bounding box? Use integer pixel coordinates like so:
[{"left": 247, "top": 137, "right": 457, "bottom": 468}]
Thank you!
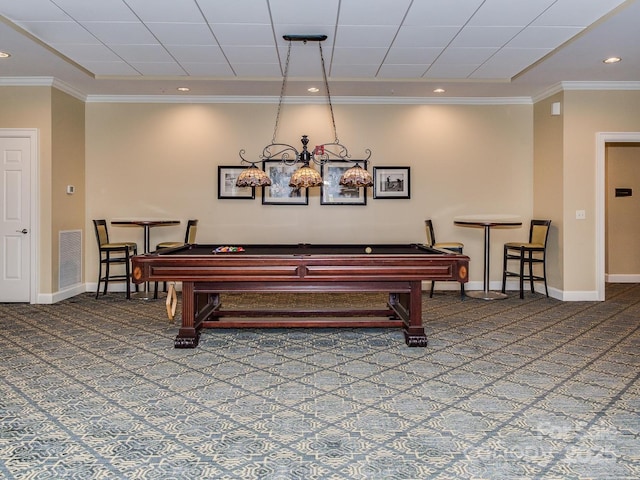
[
  {"left": 562, "top": 81, "right": 640, "bottom": 91},
  {"left": 84, "top": 94, "right": 532, "bottom": 105},
  {"left": 0, "top": 76, "right": 86, "bottom": 101},
  {"left": 4, "top": 77, "right": 640, "bottom": 106},
  {"left": 533, "top": 81, "right": 640, "bottom": 103}
]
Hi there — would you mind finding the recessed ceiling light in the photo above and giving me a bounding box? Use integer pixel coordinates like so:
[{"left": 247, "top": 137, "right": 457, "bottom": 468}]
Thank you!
[
  {"left": 603, "top": 57, "right": 621, "bottom": 64},
  {"left": 177, "top": 87, "right": 190, "bottom": 92},
  {"left": 307, "top": 87, "right": 319, "bottom": 93},
  {"left": 0, "top": 51, "right": 11, "bottom": 58},
  {"left": 433, "top": 88, "right": 445, "bottom": 93}
]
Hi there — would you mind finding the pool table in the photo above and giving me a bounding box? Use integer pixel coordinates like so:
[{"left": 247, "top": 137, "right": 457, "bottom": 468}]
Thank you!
[{"left": 131, "top": 243, "right": 469, "bottom": 348}]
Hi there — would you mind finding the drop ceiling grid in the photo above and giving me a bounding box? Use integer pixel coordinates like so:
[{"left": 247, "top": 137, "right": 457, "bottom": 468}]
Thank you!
[{"left": 0, "top": 0, "right": 630, "bottom": 84}]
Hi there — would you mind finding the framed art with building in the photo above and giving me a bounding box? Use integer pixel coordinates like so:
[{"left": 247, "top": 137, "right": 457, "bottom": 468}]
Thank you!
[
  {"left": 320, "top": 161, "right": 367, "bottom": 205},
  {"left": 261, "top": 160, "right": 309, "bottom": 205},
  {"left": 217, "top": 166, "right": 255, "bottom": 199},
  {"left": 373, "top": 166, "right": 411, "bottom": 199}
]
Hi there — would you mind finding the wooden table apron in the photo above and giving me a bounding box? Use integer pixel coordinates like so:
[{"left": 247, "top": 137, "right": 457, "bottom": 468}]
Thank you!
[{"left": 131, "top": 244, "right": 469, "bottom": 348}]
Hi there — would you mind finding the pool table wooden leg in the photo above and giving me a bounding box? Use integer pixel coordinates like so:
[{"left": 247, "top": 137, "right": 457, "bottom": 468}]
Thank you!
[
  {"left": 174, "top": 281, "right": 200, "bottom": 348},
  {"left": 403, "top": 281, "right": 428, "bottom": 347}
]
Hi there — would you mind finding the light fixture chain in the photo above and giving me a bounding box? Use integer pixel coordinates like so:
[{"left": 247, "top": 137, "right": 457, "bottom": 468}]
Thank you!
[
  {"left": 319, "top": 42, "right": 338, "bottom": 144},
  {"left": 272, "top": 41, "right": 292, "bottom": 144}
]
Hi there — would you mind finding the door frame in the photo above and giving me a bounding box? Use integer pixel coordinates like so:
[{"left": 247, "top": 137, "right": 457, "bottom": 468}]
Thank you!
[
  {"left": 596, "top": 131, "right": 640, "bottom": 301},
  {"left": 0, "top": 128, "right": 39, "bottom": 303}
]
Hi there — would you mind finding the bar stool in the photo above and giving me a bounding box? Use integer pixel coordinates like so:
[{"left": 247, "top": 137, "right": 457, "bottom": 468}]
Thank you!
[
  {"left": 93, "top": 219, "right": 138, "bottom": 299},
  {"left": 425, "top": 219, "right": 465, "bottom": 299},
  {"left": 501, "top": 219, "right": 551, "bottom": 298}
]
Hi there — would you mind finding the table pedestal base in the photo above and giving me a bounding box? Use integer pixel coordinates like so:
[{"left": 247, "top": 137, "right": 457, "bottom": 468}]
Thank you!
[{"left": 466, "top": 290, "right": 508, "bottom": 300}]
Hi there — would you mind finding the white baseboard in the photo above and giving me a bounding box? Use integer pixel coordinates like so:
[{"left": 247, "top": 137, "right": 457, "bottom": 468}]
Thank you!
[
  {"left": 605, "top": 274, "right": 640, "bottom": 283},
  {"left": 427, "top": 280, "right": 599, "bottom": 302},
  {"left": 37, "top": 284, "right": 86, "bottom": 304}
]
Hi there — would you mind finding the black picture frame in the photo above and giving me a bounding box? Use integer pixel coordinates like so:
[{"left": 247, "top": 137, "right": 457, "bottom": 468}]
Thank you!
[
  {"left": 217, "top": 166, "right": 255, "bottom": 199},
  {"left": 373, "top": 167, "right": 411, "bottom": 199},
  {"left": 261, "top": 160, "right": 309, "bottom": 205},
  {"left": 320, "top": 161, "right": 368, "bottom": 205}
]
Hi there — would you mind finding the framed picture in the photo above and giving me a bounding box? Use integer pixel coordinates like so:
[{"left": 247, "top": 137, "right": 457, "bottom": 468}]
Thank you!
[
  {"left": 320, "top": 161, "right": 367, "bottom": 205},
  {"left": 217, "top": 166, "right": 255, "bottom": 199},
  {"left": 262, "top": 160, "right": 309, "bottom": 205},
  {"left": 373, "top": 167, "right": 411, "bottom": 199}
]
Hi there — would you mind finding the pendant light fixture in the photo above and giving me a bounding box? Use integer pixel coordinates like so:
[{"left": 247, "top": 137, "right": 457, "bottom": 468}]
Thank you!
[{"left": 236, "top": 35, "right": 373, "bottom": 190}]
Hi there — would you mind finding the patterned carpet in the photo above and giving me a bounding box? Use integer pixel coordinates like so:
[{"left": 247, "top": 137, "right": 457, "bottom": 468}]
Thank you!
[{"left": 1, "top": 285, "right": 639, "bottom": 479}]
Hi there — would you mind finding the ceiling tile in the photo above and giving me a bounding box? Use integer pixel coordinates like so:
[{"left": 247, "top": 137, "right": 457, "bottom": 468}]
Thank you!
[
  {"left": 52, "top": 44, "right": 122, "bottom": 62},
  {"left": 81, "top": 21, "right": 157, "bottom": 45},
  {"left": 278, "top": 45, "right": 325, "bottom": 77},
  {"left": 268, "top": 0, "right": 340, "bottom": 25},
  {"left": 450, "top": 26, "right": 523, "bottom": 48},
  {"left": 109, "top": 44, "right": 174, "bottom": 63},
  {"left": 198, "top": 0, "right": 271, "bottom": 23},
  {"left": 393, "top": 26, "right": 462, "bottom": 48},
  {"left": 19, "top": 20, "right": 99, "bottom": 44},
  {"left": 335, "top": 25, "right": 399, "bottom": 48},
  {"left": 532, "top": 0, "right": 628, "bottom": 26},
  {"left": 331, "top": 47, "right": 388, "bottom": 65},
  {"left": 164, "top": 45, "right": 227, "bottom": 63},
  {"left": 211, "top": 24, "right": 275, "bottom": 46},
  {"left": 125, "top": 0, "right": 205, "bottom": 23},
  {"left": 403, "top": 0, "right": 484, "bottom": 26},
  {"left": 384, "top": 47, "right": 441, "bottom": 64},
  {"left": 0, "top": 0, "right": 71, "bottom": 21},
  {"left": 471, "top": 47, "right": 553, "bottom": 78},
  {"left": 468, "top": 0, "right": 556, "bottom": 27},
  {"left": 338, "top": 0, "right": 411, "bottom": 25},
  {"left": 53, "top": 0, "right": 137, "bottom": 22},
  {"left": 145, "top": 23, "right": 215, "bottom": 46},
  {"left": 436, "top": 47, "right": 497, "bottom": 64},
  {"left": 221, "top": 46, "right": 279, "bottom": 64},
  {"left": 507, "top": 26, "right": 584, "bottom": 49}
]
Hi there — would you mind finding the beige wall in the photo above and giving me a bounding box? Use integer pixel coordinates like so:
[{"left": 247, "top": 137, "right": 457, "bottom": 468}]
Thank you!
[
  {"left": 562, "top": 90, "right": 640, "bottom": 293},
  {"left": 4, "top": 84, "right": 640, "bottom": 301},
  {"left": 533, "top": 93, "right": 564, "bottom": 290},
  {"left": 51, "top": 89, "right": 86, "bottom": 290},
  {"left": 606, "top": 143, "right": 640, "bottom": 275},
  {"left": 85, "top": 101, "right": 534, "bottom": 288}
]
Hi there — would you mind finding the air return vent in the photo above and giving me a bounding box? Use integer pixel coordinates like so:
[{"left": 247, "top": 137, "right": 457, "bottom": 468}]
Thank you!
[{"left": 59, "top": 230, "right": 82, "bottom": 289}]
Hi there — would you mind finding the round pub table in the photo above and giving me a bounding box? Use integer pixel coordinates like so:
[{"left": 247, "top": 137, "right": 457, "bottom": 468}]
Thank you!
[
  {"left": 454, "top": 215, "right": 522, "bottom": 300},
  {"left": 111, "top": 219, "right": 180, "bottom": 299}
]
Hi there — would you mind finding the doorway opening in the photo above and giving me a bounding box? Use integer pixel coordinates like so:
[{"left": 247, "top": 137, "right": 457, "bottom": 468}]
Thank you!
[{"left": 596, "top": 132, "right": 640, "bottom": 301}]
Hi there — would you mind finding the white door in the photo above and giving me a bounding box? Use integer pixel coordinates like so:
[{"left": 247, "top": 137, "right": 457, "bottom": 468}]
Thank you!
[{"left": 0, "top": 134, "right": 32, "bottom": 302}]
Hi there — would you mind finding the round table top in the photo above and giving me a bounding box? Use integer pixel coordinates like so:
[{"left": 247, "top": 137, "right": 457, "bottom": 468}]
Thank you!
[
  {"left": 453, "top": 214, "right": 522, "bottom": 227},
  {"left": 111, "top": 219, "right": 180, "bottom": 227}
]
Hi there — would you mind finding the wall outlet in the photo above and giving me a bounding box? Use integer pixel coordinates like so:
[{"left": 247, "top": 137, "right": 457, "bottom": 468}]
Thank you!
[{"left": 576, "top": 210, "right": 586, "bottom": 220}]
